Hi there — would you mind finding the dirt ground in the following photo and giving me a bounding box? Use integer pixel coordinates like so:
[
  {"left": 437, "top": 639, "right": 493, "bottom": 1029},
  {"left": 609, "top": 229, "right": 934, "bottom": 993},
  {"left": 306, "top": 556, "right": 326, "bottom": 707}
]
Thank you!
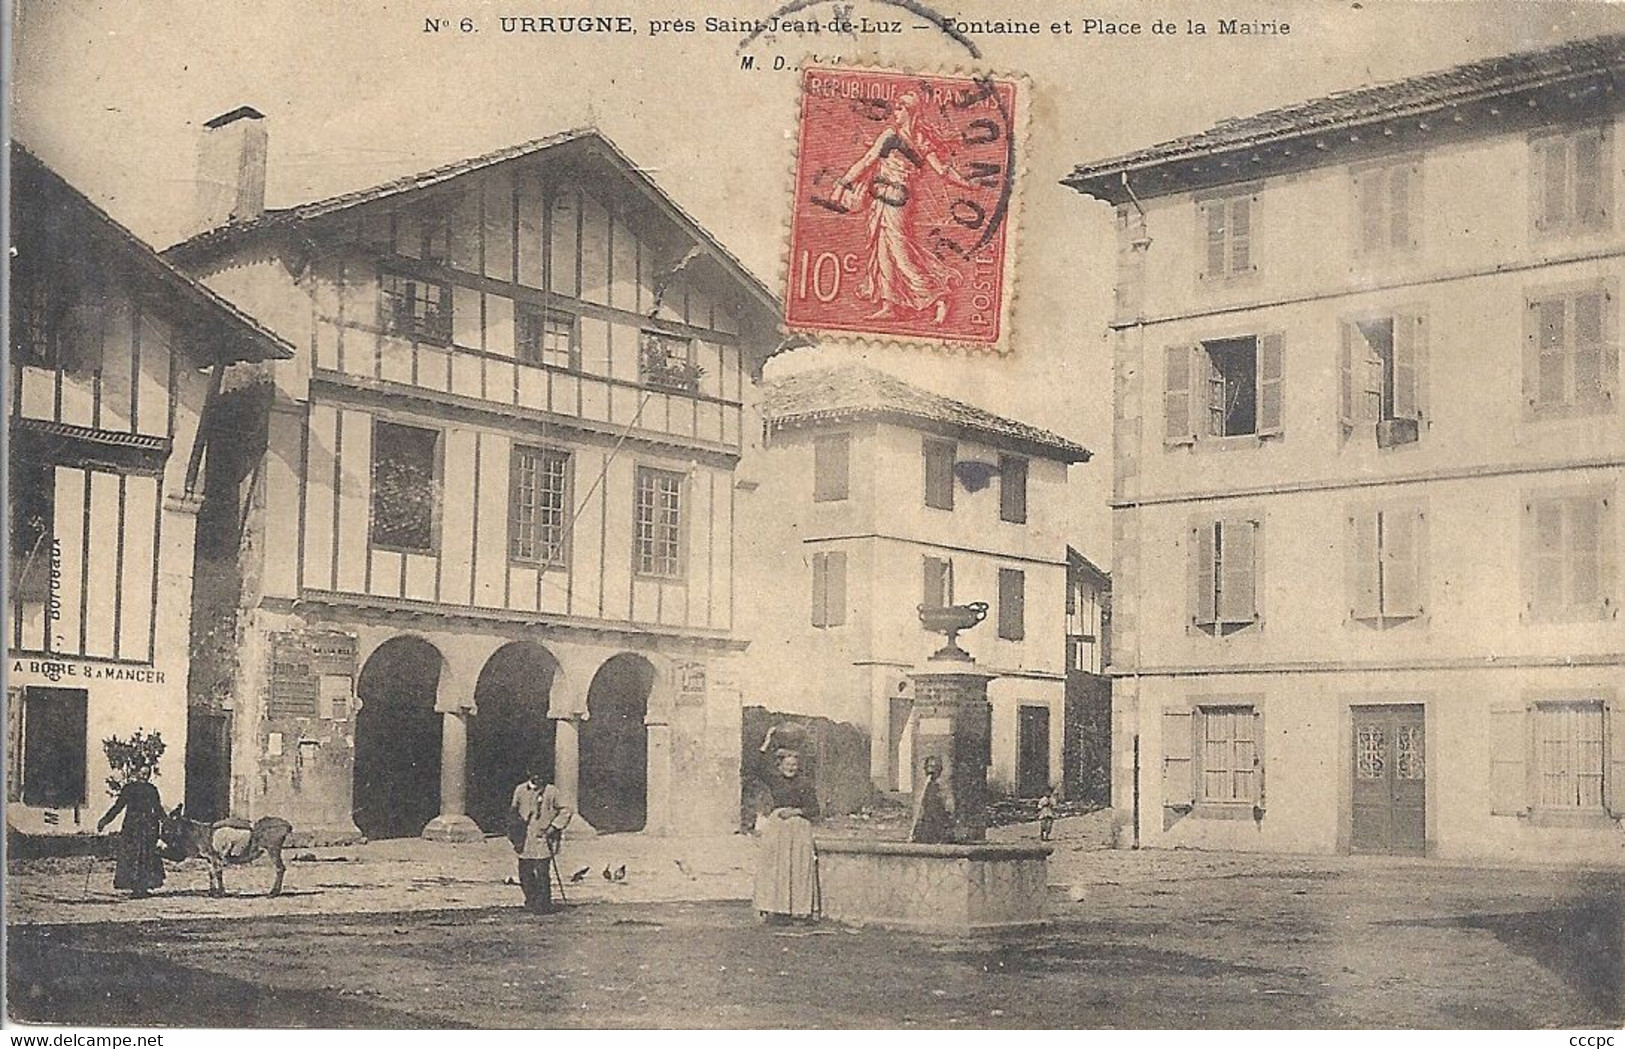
[{"left": 8, "top": 836, "right": 1622, "bottom": 1029}]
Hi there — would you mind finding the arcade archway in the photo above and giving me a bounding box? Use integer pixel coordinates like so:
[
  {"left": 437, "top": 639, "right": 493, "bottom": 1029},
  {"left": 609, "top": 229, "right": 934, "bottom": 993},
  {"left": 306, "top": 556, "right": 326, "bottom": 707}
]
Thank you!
[
  {"left": 579, "top": 653, "right": 654, "bottom": 833},
  {"left": 468, "top": 641, "right": 559, "bottom": 834},
  {"left": 353, "top": 636, "right": 444, "bottom": 839}
]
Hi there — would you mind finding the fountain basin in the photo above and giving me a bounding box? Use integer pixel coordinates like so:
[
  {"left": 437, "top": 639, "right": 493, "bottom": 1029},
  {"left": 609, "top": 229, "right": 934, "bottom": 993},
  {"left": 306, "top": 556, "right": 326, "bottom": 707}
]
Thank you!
[{"left": 814, "top": 837, "right": 1051, "bottom": 932}]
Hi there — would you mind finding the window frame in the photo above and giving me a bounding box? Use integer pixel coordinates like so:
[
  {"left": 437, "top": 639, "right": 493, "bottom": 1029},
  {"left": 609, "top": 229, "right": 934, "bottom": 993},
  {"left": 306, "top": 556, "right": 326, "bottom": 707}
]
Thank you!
[
  {"left": 1523, "top": 279, "right": 1618, "bottom": 422},
  {"left": 997, "top": 567, "right": 1026, "bottom": 641},
  {"left": 1350, "top": 155, "right": 1423, "bottom": 261},
  {"left": 812, "top": 432, "right": 851, "bottom": 504},
  {"left": 379, "top": 271, "right": 453, "bottom": 346},
  {"left": 639, "top": 329, "right": 700, "bottom": 393},
  {"left": 1529, "top": 123, "right": 1614, "bottom": 240},
  {"left": 1522, "top": 485, "right": 1617, "bottom": 624},
  {"left": 999, "top": 454, "right": 1029, "bottom": 524},
  {"left": 1197, "top": 703, "right": 1260, "bottom": 808},
  {"left": 1531, "top": 698, "right": 1608, "bottom": 814},
  {"left": 1195, "top": 185, "right": 1262, "bottom": 286},
  {"left": 19, "top": 686, "right": 89, "bottom": 809},
  {"left": 922, "top": 555, "right": 954, "bottom": 610},
  {"left": 810, "top": 549, "right": 848, "bottom": 629},
  {"left": 1189, "top": 514, "right": 1265, "bottom": 636},
  {"left": 368, "top": 418, "right": 444, "bottom": 555},
  {"left": 508, "top": 444, "right": 572, "bottom": 568},
  {"left": 1346, "top": 502, "right": 1429, "bottom": 629},
  {"left": 515, "top": 303, "right": 580, "bottom": 372},
  {"left": 633, "top": 465, "right": 686, "bottom": 580},
  {"left": 923, "top": 438, "right": 956, "bottom": 511}
]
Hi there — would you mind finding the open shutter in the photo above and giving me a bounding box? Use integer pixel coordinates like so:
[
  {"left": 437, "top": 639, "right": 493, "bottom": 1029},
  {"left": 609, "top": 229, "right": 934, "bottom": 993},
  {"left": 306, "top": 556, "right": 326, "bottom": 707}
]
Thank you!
[
  {"left": 1599, "top": 492, "right": 1617, "bottom": 620},
  {"left": 1350, "top": 509, "right": 1381, "bottom": 620},
  {"left": 1381, "top": 509, "right": 1424, "bottom": 618},
  {"left": 1162, "top": 707, "right": 1194, "bottom": 809},
  {"left": 1520, "top": 499, "right": 1538, "bottom": 620},
  {"left": 1201, "top": 200, "right": 1226, "bottom": 278},
  {"left": 1218, "top": 519, "right": 1257, "bottom": 625},
  {"left": 1393, "top": 311, "right": 1426, "bottom": 422},
  {"left": 1606, "top": 696, "right": 1625, "bottom": 817},
  {"left": 1338, "top": 323, "right": 1357, "bottom": 430},
  {"left": 1389, "top": 163, "right": 1414, "bottom": 251},
  {"left": 1229, "top": 196, "right": 1253, "bottom": 274},
  {"left": 1522, "top": 296, "right": 1546, "bottom": 417},
  {"left": 1191, "top": 523, "right": 1217, "bottom": 629},
  {"left": 1489, "top": 702, "right": 1529, "bottom": 816},
  {"left": 810, "top": 553, "right": 828, "bottom": 628},
  {"left": 1354, "top": 169, "right": 1382, "bottom": 254},
  {"left": 1574, "top": 127, "right": 1612, "bottom": 229},
  {"left": 826, "top": 551, "right": 847, "bottom": 627},
  {"left": 1253, "top": 708, "right": 1266, "bottom": 811},
  {"left": 1531, "top": 137, "right": 1566, "bottom": 234},
  {"left": 1164, "top": 345, "right": 1195, "bottom": 446},
  {"left": 1257, "top": 333, "right": 1284, "bottom": 437}
]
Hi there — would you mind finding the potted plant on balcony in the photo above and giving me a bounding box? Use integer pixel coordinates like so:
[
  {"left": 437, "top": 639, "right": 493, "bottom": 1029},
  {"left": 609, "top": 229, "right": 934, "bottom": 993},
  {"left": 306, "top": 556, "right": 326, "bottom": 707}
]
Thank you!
[{"left": 640, "top": 334, "right": 705, "bottom": 393}]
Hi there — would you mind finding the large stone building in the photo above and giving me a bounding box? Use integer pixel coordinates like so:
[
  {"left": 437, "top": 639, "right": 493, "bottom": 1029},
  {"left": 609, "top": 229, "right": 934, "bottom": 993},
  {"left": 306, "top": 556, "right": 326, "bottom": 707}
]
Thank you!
[
  {"left": 6, "top": 146, "right": 293, "bottom": 837},
  {"left": 738, "top": 364, "right": 1091, "bottom": 804},
  {"left": 164, "top": 114, "right": 782, "bottom": 842},
  {"left": 1066, "top": 35, "right": 1625, "bottom": 862}
]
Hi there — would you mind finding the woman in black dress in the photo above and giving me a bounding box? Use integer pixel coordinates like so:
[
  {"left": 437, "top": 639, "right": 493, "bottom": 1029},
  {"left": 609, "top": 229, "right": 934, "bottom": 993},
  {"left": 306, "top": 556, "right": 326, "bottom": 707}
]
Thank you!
[
  {"left": 97, "top": 766, "right": 165, "bottom": 898},
  {"left": 753, "top": 748, "right": 820, "bottom": 922}
]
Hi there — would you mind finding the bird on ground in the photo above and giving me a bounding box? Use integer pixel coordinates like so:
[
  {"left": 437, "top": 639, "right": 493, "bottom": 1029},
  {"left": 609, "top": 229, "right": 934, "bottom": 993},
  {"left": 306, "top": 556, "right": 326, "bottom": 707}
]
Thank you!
[
  {"left": 603, "top": 865, "right": 614, "bottom": 881},
  {"left": 674, "top": 858, "right": 693, "bottom": 878},
  {"left": 612, "top": 864, "right": 627, "bottom": 882},
  {"left": 570, "top": 866, "right": 591, "bottom": 883}
]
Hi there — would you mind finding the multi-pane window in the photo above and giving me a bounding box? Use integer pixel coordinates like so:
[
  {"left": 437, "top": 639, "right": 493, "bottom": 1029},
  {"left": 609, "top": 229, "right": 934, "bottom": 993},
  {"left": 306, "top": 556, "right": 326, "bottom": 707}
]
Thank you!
[
  {"left": 1341, "top": 312, "right": 1428, "bottom": 445},
  {"left": 998, "top": 568, "right": 1026, "bottom": 641},
  {"left": 1200, "top": 706, "right": 1258, "bottom": 805},
  {"left": 1525, "top": 284, "right": 1616, "bottom": 419},
  {"left": 810, "top": 550, "right": 847, "bottom": 628},
  {"left": 1523, "top": 490, "right": 1616, "bottom": 622},
  {"left": 1534, "top": 701, "right": 1606, "bottom": 810},
  {"left": 813, "top": 433, "right": 850, "bottom": 503},
  {"left": 634, "top": 467, "right": 684, "bottom": 578},
  {"left": 1352, "top": 159, "right": 1421, "bottom": 258},
  {"left": 370, "top": 420, "right": 440, "bottom": 552},
  {"left": 1531, "top": 125, "right": 1612, "bottom": 237},
  {"left": 1191, "top": 517, "right": 1261, "bottom": 634},
  {"left": 380, "top": 273, "right": 452, "bottom": 345},
  {"left": 999, "top": 455, "right": 1028, "bottom": 524},
  {"left": 509, "top": 446, "right": 569, "bottom": 566},
  {"left": 923, "top": 439, "right": 955, "bottom": 510},
  {"left": 1164, "top": 335, "right": 1284, "bottom": 445},
  {"left": 1348, "top": 506, "right": 1427, "bottom": 626},
  {"left": 516, "top": 305, "right": 578, "bottom": 371},
  {"left": 922, "top": 556, "right": 954, "bottom": 609},
  {"left": 1196, "top": 189, "right": 1258, "bottom": 282},
  {"left": 640, "top": 331, "right": 700, "bottom": 392}
]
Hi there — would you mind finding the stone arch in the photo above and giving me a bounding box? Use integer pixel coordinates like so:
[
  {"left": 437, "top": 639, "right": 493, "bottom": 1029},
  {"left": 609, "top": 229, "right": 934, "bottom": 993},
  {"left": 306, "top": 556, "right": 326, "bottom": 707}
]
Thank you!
[
  {"left": 467, "top": 640, "right": 560, "bottom": 833},
  {"left": 354, "top": 634, "right": 445, "bottom": 839},
  {"left": 579, "top": 652, "right": 657, "bottom": 833}
]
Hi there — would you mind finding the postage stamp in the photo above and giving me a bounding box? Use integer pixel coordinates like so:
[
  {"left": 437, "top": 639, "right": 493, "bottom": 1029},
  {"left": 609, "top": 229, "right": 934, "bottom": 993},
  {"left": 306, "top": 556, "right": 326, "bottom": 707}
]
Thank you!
[{"left": 784, "top": 66, "right": 1022, "bottom": 350}]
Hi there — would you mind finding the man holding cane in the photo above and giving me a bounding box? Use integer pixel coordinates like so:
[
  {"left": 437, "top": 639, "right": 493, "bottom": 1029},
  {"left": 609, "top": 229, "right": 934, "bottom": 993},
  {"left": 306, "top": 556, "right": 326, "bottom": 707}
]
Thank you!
[{"left": 509, "top": 763, "right": 572, "bottom": 914}]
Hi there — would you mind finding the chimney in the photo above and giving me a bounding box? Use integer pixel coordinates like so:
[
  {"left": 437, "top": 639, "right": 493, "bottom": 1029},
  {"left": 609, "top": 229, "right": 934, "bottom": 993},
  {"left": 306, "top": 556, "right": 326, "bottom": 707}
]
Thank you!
[{"left": 195, "top": 106, "right": 268, "bottom": 230}]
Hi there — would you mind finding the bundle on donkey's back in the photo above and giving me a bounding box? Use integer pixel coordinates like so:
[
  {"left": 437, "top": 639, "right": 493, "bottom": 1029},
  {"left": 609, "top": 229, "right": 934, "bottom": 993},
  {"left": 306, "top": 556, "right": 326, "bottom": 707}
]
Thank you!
[{"left": 160, "top": 805, "right": 293, "bottom": 897}]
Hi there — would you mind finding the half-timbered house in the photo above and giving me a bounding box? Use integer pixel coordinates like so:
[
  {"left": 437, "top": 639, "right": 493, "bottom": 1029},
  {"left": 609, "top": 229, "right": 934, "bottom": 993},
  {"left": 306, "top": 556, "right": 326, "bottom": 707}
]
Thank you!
[{"left": 165, "top": 113, "right": 781, "bottom": 842}]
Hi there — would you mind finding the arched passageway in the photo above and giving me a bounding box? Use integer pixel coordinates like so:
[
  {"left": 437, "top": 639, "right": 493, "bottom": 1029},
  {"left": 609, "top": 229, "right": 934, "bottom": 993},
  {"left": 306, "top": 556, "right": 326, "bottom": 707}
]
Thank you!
[
  {"left": 354, "top": 636, "right": 444, "bottom": 839},
  {"left": 468, "top": 641, "right": 559, "bottom": 834},
  {"left": 580, "top": 654, "right": 654, "bottom": 833}
]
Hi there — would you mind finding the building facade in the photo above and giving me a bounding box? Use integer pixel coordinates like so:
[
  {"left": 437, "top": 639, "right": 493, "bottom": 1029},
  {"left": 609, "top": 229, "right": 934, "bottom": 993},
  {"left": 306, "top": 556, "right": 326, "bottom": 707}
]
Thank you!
[
  {"left": 6, "top": 146, "right": 293, "bottom": 838},
  {"left": 1064, "top": 548, "right": 1112, "bottom": 807},
  {"left": 739, "top": 365, "right": 1091, "bottom": 803},
  {"left": 1066, "top": 34, "right": 1625, "bottom": 862},
  {"left": 166, "top": 115, "right": 781, "bottom": 842}
]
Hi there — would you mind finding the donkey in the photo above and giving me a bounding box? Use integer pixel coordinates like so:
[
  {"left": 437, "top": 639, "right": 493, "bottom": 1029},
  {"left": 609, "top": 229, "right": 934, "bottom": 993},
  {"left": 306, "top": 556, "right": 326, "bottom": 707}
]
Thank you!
[{"left": 161, "top": 805, "right": 293, "bottom": 897}]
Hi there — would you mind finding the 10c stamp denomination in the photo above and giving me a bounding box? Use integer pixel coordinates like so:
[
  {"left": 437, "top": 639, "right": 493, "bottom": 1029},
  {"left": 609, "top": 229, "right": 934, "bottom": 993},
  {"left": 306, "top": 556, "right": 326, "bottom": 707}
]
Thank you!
[{"left": 785, "top": 66, "right": 1022, "bottom": 350}]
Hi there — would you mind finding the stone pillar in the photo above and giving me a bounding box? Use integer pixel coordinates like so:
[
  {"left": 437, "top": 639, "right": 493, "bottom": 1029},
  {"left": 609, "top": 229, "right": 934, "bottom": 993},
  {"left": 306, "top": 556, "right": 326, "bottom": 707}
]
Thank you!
[
  {"left": 554, "top": 717, "right": 580, "bottom": 809},
  {"left": 645, "top": 720, "right": 673, "bottom": 836},
  {"left": 907, "top": 658, "right": 997, "bottom": 843},
  {"left": 423, "top": 711, "right": 482, "bottom": 842}
]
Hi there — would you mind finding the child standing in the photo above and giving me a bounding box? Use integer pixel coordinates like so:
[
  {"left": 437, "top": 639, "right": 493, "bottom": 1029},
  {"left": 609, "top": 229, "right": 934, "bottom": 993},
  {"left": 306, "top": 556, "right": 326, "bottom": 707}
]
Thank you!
[{"left": 1037, "top": 788, "right": 1057, "bottom": 843}]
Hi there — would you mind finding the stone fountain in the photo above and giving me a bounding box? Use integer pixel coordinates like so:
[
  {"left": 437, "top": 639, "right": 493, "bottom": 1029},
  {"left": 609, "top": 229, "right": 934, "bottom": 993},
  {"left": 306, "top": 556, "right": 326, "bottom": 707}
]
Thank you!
[{"left": 813, "top": 602, "right": 1052, "bottom": 931}]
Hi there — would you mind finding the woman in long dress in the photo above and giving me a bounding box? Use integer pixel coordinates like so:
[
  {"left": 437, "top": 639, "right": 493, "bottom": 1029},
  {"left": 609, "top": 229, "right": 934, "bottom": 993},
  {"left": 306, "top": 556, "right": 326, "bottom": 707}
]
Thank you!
[
  {"left": 96, "top": 766, "right": 165, "bottom": 898},
  {"left": 754, "top": 748, "right": 820, "bottom": 923}
]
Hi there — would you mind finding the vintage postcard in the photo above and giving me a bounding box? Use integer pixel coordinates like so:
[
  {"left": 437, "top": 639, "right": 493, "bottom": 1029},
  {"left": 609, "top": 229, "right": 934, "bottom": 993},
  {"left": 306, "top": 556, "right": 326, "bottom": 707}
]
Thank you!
[{"left": 5, "top": 0, "right": 1624, "bottom": 1035}]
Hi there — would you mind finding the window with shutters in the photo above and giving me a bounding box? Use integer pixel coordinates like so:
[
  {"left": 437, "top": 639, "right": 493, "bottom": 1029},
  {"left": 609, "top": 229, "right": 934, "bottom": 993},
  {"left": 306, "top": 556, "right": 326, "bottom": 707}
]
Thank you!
[
  {"left": 998, "top": 568, "right": 1026, "bottom": 641},
  {"left": 1196, "top": 188, "right": 1260, "bottom": 283},
  {"left": 922, "top": 556, "right": 954, "bottom": 609},
  {"left": 1524, "top": 283, "right": 1617, "bottom": 420},
  {"left": 380, "top": 272, "right": 453, "bottom": 345},
  {"left": 1190, "top": 517, "right": 1263, "bottom": 635},
  {"left": 1522, "top": 489, "right": 1616, "bottom": 622},
  {"left": 923, "top": 439, "right": 955, "bottom": 510},
  {"left": 810, "top": 550, "right": 847, "bottom": 628},
  {"left": 1493, "top": 691, "right": 1623, "bottom": 822},
  {"left": 1347, "top": 505, "right": 1428, "bottom": 628},
  {"left": 999, "top": 455, "right": 1028, "bottom": 524},
  {"left": 516, "top": 304, "right": 579, "bottom": 371},
  {"left": 1199, "top": 705, "right": 1259, "bottom": 805},
  {"left": 1533, "top": 701, "right": 1606, "bottom": 811},
  {"left": 1530, "top": 125, "right": 1613, "bottom": 239},
  {"left": 509, "top": 446, "right": 570, "bottom": 566},
  {"left": 370, "top": 420, "right": 441, "bottom": 553},
  {"left": 1351, "top": 159, "right": 1422, "bottom": 259},
  {"left": 1163, "top": 701, "right": 1265, "bottom": 817},
  {"left": 813, "top": 433, "right": 850, "bottom": 503},
  {"left": 634, "top": 467, "right": 684, "bottom": 578},
  {"left": 1164, "top": 335, "right": 1285, "bottom": 446},
  {"left": 1340, "top": 312, "right": 1428, "bottom": 446}
]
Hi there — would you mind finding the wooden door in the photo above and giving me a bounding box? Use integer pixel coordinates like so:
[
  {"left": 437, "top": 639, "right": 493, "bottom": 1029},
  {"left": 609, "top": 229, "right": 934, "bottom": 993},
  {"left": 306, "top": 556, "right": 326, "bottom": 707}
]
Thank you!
[
  {"left": 1351, "top": 704, "right": 1425, "bottom": 855},
  {"left": 1017, "top": 705, "right": 1050, "bottom": 799}
]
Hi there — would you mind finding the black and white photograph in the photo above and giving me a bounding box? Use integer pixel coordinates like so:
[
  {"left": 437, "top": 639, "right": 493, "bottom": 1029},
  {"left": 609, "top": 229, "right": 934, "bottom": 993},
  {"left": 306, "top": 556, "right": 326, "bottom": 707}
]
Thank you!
[{"left": 4, "top": 0, "right": 1624, "bottom": 1032}]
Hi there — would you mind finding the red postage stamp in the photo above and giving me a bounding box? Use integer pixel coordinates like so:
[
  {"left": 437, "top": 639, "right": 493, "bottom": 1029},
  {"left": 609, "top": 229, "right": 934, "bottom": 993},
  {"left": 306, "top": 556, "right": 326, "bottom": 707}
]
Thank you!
[{"left": 785, "top": 67, "right": 1021, "bottom": 349}]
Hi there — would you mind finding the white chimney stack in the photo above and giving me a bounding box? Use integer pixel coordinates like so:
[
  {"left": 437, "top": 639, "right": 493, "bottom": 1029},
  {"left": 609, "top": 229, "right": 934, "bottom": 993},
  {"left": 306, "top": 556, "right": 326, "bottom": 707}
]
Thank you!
[{"left": 196, "top": 106, "right": 268, "bottom": 230}]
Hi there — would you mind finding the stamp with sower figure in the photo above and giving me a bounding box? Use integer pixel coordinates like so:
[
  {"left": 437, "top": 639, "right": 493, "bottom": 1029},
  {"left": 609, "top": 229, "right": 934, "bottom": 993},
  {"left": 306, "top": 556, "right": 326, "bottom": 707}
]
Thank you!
[{"left": 785, "top": 67, "right": 1022, "bottom": 350}]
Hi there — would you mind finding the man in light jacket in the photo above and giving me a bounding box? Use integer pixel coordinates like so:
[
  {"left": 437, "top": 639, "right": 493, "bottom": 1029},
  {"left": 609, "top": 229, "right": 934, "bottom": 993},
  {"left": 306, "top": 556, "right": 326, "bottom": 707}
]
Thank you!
[{"left": 510, "top": 763, "right": 572, "bottom": 914}]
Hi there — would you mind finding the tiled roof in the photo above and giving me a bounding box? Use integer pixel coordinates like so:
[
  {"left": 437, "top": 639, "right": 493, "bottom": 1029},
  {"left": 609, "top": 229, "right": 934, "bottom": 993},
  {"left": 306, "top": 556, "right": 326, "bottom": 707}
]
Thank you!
[
  {"left": 1065, "top": 31, "right": 1625, "bottom": 200},
  {"left": 764, "top": 365, "right": 1092, "bottom": 463},
  {"left": 12, "top": 145, "right": 294, "bottom": 363},
  {"left": 163, "top": 127, "right": 779, "bottom": 318}
]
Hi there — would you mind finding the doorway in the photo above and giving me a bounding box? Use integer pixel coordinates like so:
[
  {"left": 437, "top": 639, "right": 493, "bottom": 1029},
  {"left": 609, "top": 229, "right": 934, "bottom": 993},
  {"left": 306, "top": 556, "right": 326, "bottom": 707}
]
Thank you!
[
  {"left": 185, "top": 710, "right": 232, "bottom": 821},
  {"left": 1017, "top": 704, "right": 1051, "bottom": 798},
  {"left": 1350, "top": 704, "right": 1425, "bottom": 855},
  {"left": 468, "top": 642, "right": 558, "bottom": 834},
  {"left": 580, "top": 654, "right": 653, "bottom": 833},
  {"left": 353, "top": 636, "right": 444, "bottom": 839}
]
